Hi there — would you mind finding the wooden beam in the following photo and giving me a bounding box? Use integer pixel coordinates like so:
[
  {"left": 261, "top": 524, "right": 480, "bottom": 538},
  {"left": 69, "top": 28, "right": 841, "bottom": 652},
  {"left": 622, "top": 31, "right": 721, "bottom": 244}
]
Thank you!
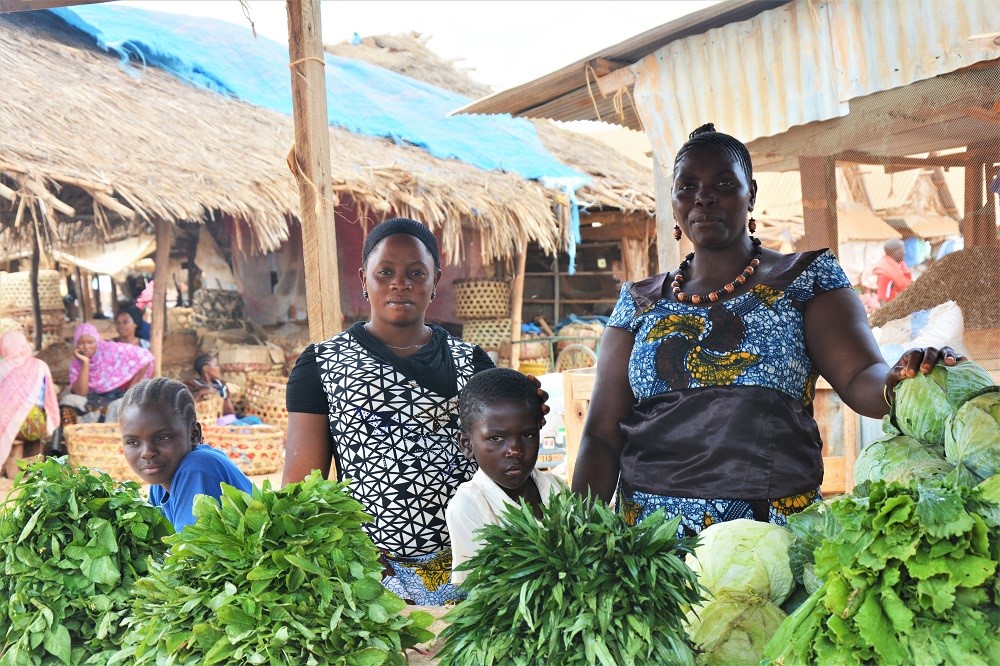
[
  {"left": 150, "top": 218, "right": 171, "bottom": 377},
  {"left": 508, "top": 242, "right": 527, "bottom": 370},
  {"left": 76, "top": 267, "right": 90, "bottom": 323},
  {"left": 964, "top": 152, "right": 985, "bottom": 247},
  {"left": 579, "top": 211, "right": 654, "bottom": 242},
  {"left": 799, "top": 157, "right": 838, "bottom": 254},
  {"left": 654, "top": 159, "right": 679, "bottom": 274},
  {"left": 837, "top": 149, "right": 970, "bottom": 170},
  {"left": 30, "top": 226, "right": 42, "bottom": 351},
  {"left": 286, "top": 0, "right": 342, "bottom": 340}
]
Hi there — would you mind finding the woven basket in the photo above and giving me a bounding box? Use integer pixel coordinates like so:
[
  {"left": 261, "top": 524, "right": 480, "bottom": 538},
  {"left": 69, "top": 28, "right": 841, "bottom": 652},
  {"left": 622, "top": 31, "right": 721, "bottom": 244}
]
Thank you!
[
  {"left": 193, "top": 288, "right": 244, "bottom": 320},
  {"left": 555, "top": 322, "right": 604, "bottom": 352},
  {"left": 453, "top": 279, "right": 510, "bottom": 320},
  {"left": 244, "top": 374, "right": 288, "bottom": 431},
  {"left": 201, "top": 423, "right": 284, "bottom": 475},
  {"left": 0, "top": 270, "right": 62, "bottom": 312},
  {"left": 462, "top": 318, "right": 511, "bottom": 351},
  {"left": 168, "top": 307, "right": 195, "bottom": 331},
  {"left": 64, "top": 422, "right": 143, "bottom": 484},
  {"left": 194, "top": 392, "right": 225, "bottom": 422}
]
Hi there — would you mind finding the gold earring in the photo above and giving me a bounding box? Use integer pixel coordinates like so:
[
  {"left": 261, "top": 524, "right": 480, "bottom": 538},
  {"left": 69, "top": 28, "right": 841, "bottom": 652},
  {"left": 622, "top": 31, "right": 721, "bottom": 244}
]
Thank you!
[{"left": 673, "top": 224, "right": 682, "bottom": 241}]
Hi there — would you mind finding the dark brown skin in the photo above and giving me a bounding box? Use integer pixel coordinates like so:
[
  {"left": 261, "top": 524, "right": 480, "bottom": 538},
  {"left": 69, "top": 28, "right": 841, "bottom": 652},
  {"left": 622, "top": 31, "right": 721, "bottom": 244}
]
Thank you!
[{"left": 571, "top": 144, "right": 962, "bottom": 503}]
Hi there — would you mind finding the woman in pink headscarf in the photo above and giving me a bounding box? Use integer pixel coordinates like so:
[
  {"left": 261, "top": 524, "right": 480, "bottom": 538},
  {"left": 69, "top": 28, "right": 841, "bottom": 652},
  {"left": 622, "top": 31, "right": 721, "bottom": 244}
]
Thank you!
[
  {"left": 61, "top": 323, "right": 153, "bottom": 425},
  {"left": 0, "top": 331, "right": 60, "bottom": 469}
]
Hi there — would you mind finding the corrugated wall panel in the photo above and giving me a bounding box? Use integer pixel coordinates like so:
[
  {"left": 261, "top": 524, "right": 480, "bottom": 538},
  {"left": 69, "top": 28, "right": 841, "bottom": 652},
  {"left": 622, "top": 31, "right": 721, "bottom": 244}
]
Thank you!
[{"left": 634, "top": 0, "right": 1000, "bottom": 169}]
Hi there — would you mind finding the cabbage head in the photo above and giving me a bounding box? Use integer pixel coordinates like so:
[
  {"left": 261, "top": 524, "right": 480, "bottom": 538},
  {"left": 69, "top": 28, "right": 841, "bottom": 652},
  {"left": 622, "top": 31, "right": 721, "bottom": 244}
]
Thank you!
[
  {"left": 945, "top": 389, "right": 1000, "bottom": 482},
  {"left": 685, "top": 590, "right": 786, "bottom": 666},
  {"left": 892, "top": 361, "right": 993, "bottom": 446},
  {"left": 854, "top": 434, "right": 951, "bottom": 486},
  {"left": 685, "top": 519, "right": 793, "bottom": 605}
]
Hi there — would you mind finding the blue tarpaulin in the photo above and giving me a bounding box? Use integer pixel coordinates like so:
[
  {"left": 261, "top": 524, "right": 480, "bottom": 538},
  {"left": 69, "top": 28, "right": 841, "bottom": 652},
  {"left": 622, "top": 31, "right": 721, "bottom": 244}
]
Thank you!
[{"left": 49, "top": 4, "right": 588, "bottom": 189}]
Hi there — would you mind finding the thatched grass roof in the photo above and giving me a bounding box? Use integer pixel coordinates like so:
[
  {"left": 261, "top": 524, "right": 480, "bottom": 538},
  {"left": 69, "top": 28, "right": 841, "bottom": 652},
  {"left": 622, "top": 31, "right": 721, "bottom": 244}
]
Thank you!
[
  {"left": 0, "top": 12, "right": 566, "bottom": 262},
  {"left": 327, "top": 33, "right": 656, "bottom": 216}
]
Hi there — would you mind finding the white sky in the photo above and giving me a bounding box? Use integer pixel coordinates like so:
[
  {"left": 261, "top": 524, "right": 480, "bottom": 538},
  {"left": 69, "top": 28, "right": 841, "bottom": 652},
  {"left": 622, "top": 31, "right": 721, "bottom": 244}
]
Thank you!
[{"left": 117, "top": 0, "right": 719, "bottom": 92}]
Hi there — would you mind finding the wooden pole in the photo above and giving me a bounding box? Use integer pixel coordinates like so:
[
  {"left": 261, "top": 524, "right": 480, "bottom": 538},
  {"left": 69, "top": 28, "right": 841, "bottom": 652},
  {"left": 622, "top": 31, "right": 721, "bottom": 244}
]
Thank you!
[
  {"left": 91, "top": 272, "right": 102, "bottom": 318},
  {"left": 76, "top": 267, "right": 90, "bottom": 323},
  {"left": 286, "top": 0, "right": 342, "bottom": 341},
  {"left": 963, "top": 156, "right": 984, "bottom": 247},
  {"left": 30, "top": 226, "right": 42, "bottom": 351},
  {"left": 150, "top": 218, "right": 171, "bottom": 378},
  {"left": 109, "top": 279, "right": 118, "bottom": 312},
  {"left": 508, "top": 243, "right": 527, "bottom": 370},
  {"left": 799, "top": 157, "right": 839, "bottom": 254}
]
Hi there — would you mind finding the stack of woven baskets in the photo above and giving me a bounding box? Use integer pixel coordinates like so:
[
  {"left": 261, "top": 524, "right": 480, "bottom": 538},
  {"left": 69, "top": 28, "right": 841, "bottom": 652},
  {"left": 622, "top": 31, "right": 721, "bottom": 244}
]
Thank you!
[
  {"left": 455, "top": 279, "right": 513, "bottom": 367},
  {"left": 0, "top": 270, "right": 64, "bottom": 348},
  {"left": 191, "top": 288, "right": 245, "bottom": 331}
]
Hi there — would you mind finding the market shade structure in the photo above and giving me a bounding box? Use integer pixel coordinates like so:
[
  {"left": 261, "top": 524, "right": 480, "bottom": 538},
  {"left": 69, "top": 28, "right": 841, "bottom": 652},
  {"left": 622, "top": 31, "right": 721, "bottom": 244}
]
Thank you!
[{"left": 456, "top": 0, "right": 1000, "bottom": 263}]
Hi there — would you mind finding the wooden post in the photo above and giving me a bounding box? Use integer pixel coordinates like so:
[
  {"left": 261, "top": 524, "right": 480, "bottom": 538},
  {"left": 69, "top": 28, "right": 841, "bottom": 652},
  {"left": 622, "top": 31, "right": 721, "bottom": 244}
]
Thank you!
[
  {"left": 508, "top": 243, "right": 527, "bottom": 370},
  {"left": 799, "top": 157, "right": 839, "bottom": 254},
  {"left": 150, "top": 218, "right": 171, "bottom": 378},
  {"left": 654, "top": 159, "right": 680, "bottom": 274},
  {"left": 91, "top": 272, "right": 102, "bottom": 318},
  {"left": 964, "top": 156, "right": 985, "bottom": 247},
  {"left": 76, "top": 267, "right": 90, "bottom": 323},
  {"left": 109, "top": 279, "right": 118, "bottom": 312},
  {"left": 286, "top": 0, "right": 342, "bottom": 341},
  {"left": 30, "top": 226, "right": 42, "bottom": 351}
]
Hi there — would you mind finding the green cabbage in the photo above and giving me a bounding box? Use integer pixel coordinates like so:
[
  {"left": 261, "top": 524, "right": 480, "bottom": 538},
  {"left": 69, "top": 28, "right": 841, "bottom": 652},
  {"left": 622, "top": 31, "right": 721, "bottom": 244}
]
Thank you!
[
  {"left": 686, "top": 590, "right": 786, "bottom": 666},
  {"left": 892, "top": 361, "right": 993, "bottom": 446},
  {"left": 854, "top": 433, "right": 951, "bottom": 485},
  {"left": 945, "top": 389, "right": 1000, "bottom": 482},
  {"left": 685, "top": 519, "right": 793, "bottom": 605},
  {"left": 977, "top": 474, "right": 1000, "bottom": 504}
]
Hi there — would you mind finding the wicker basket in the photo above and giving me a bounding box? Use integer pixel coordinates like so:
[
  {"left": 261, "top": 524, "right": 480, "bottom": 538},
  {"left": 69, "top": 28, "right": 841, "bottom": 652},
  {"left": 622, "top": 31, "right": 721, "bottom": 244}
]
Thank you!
[
  {"left": 462, "top": 318, "right": 511, "bottom": 351},
  {"left": 64, "top": 422, "right": 144, "bottom": 484},
  {"left": 201, "top": 423, "right": 284, "bottom": 475},
  {"left": 453, "top": 279, "right": 510, "bottom": 320},
  {"left": 244, "top": 374, "right": 288, "bottom": 431},
  {"left": 168, "top": 307, "right": 195, "bottom": 331},
  {"left": 194, "top": 392, "right": 225, "bottom": 422},
  {"left": 0, "top": 270, "right": 62, "bottom": 312},
  {"left": 192, "top": 288, "right": 244, "bottom": 321}
]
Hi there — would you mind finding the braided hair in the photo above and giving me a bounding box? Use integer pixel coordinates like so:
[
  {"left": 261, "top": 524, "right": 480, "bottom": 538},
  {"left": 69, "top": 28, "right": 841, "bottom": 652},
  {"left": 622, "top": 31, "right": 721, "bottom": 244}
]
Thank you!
[
  {"left": 118, "top": 377, "right": 202, "bottom": 443},
  {"left": 459, "top": 367, "right": 541, "bottom": 433},
  {"left": 673, "top": 123, "right": 753, "bottom": 183},
  {"left": 361, "top": 217, "right": 441, "bottom": 270},
  {"left": 193, "top": 353, "right": 215, "bottom": 376}
]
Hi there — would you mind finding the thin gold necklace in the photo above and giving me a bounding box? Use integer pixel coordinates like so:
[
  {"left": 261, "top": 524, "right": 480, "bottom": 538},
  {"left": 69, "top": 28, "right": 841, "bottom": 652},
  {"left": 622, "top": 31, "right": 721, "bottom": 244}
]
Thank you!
[{"left": 374, "top": 325, "right": 432, "bottom": 350}]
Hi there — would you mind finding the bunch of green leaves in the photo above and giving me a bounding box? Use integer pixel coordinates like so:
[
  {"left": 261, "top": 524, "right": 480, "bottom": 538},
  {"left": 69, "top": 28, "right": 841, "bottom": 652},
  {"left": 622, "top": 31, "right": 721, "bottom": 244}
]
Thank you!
[
  {"left": 764, "top": 481, "right": 1000, "bottom": 665},
  {"left": 110, "top": 471, "right": 433, "bottom": 666},
  {"left": 437, "top": 489, "right": 702, "bottom": 666},
  {"left": 0, "top": 457, "right": 172, "bottom": 665}
]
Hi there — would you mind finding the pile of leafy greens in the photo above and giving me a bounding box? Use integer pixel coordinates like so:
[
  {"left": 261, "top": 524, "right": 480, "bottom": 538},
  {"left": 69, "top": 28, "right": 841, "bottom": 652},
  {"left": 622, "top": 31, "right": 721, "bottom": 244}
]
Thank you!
[
  {"left": 111, "top": 472, "right": 433, "bottom": 666},
  {"left": 0, "top": 457, "right": 172, "bottom": 665},
  {"left": 437, "top": 489, "right": 702, "bottom": 666},
  {"left": 765, "top": 481, "right": 1000, "bottom": 665}
]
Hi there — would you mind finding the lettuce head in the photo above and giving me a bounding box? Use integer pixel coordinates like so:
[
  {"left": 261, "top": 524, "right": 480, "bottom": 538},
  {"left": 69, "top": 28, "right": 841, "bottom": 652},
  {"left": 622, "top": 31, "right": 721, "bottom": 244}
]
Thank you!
[
  {"left": 944, "top": 388, "right": 1000, "bottom": 482},
  {"left": 854, "top": 433, "right": 952, "bottom": 486},
  {"left": 685, "top": 519, "right": 793, "bottom": 605},
  {"left": 892, "top": 361, "right": 993, "bottom": 446},
  {"left": 685, "top": 590, "right": 786, "bottom": 666}
]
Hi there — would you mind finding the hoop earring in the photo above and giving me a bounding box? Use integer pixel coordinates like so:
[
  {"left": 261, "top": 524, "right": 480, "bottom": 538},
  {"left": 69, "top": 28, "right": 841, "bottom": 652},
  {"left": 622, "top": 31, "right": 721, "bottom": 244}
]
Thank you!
[
  {"left": 430, "top": 291, "right": 436, "bottom": 301},
  {"left": 673, "top": 224, "right": 682, "bottom": 241},
  {"left": 748, "top": 215, "right": 756, "bottom": 233},
  {"left": 363, "top": 290, "right": 369, "bottom": 301}
]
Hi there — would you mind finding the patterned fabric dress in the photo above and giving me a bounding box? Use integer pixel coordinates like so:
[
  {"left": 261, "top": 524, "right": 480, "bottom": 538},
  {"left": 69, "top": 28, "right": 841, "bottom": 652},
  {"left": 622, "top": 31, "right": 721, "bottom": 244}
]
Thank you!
[
  {"left": 607, "top": 249, "right": 851, "bottom": 537},
  {"left": 314, "top": 329, "right": 478, "bottom": 604}
]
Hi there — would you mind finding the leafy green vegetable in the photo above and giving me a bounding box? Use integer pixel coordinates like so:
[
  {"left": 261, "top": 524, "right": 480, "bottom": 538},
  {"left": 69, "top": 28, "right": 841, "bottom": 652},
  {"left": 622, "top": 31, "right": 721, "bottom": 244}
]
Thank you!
[
  {"left": 111, "top": 472, "right": 433, "bottom": 665},
  {"left": 0, "top": 457, "right": 172, "bottom": 665},
  {"left": 944, "top": 388, "right": 1000, "bottom": 483},
  {"left": 764, "top": 481, "right": 1000, "bottom": 665},
  {"left": 686, "top": 590, "right": 786, "bottom": 666},
  {"left": 785, "top": 500, "right": 842, "bottom": 595},
  {"left": 437, "top": 489, "right": 702, "bottom": 666},
  {"left": 977, "top": 474, "right": 1000, "bottom": 504},
  {"left": 854, "top": 433, "right": 952, "bottom": 486},
  {"left": 892, "top": 361, "right": 993, "bottom": 446},
  {"left": 685, "top": 519, "right": 794, "bottom": 605}
]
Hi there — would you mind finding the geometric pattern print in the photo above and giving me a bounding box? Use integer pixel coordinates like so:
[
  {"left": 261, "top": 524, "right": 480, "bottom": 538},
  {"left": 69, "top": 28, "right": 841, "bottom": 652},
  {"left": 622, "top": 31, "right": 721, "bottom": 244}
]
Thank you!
[{"left": 315, "top": 331, "right": 477, "bottom": 558}]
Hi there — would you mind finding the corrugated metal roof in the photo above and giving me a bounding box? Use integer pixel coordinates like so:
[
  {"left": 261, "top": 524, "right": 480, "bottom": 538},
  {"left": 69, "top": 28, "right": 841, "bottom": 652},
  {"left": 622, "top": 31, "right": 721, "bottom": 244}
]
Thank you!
[{"left": 633, "top": 0, "right": 1000, "bottom": 168}]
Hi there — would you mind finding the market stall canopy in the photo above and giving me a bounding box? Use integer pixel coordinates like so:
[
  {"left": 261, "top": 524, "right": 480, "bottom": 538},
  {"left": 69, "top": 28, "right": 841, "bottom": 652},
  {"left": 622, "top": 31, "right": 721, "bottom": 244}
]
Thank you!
[
  {"left": 49, "top": 234, "right": 154, "bottom": 277},
  {"left": 885, "top": 214, "right": 961, "bottom": 240}
]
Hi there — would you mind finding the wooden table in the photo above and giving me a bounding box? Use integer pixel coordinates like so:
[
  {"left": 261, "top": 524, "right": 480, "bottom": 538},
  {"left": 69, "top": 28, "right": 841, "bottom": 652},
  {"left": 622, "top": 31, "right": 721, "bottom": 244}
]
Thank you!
[{"left": 561, "top": 367, "right": 857, "bottom": 496}]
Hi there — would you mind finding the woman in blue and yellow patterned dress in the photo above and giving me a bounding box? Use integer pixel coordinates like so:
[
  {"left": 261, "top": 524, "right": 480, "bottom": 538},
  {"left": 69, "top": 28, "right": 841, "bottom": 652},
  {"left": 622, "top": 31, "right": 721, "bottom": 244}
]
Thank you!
[{"left": 572, "top": 124, "right": 962, "bottom": 536}]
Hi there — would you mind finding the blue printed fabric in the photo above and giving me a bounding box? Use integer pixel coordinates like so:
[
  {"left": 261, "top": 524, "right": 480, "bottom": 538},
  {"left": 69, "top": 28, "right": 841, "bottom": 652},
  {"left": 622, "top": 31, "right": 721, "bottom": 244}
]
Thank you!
[{"left": 607, "top": 250, "right": 851, "bottom": 404}]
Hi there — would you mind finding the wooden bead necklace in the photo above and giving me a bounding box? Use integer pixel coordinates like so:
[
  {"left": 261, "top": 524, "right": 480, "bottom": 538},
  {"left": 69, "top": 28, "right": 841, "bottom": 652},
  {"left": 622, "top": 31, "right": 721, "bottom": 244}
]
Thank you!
[{"left": 671, "top": 237, "right": 762, "bottom": 304}]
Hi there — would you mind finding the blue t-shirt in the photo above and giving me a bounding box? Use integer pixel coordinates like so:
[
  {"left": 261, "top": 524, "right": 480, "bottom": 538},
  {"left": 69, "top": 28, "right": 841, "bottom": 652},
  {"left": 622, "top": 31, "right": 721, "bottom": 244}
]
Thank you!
[{"left": 148, "top": 444, "right": 253, "bottom": 531}]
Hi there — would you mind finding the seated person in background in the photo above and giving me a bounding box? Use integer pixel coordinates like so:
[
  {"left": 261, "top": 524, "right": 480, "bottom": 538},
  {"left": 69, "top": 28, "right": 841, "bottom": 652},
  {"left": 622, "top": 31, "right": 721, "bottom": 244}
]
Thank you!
[
  {"left": 1, "top": 331, "right": 60, "bottom": 470},
  {"left": 873, "top": 238, "right": 912, "bottom": 304},
  {"left": 61, "top": 323, "right": 154, "bottom": 425},
  {"left": 112, "top": 307, "right": 151, "bottom": 349},
  {"left": 185, "top": 353, "right": 236, "bottom": 416},
  {"left": 117, "top": 300, "right": 150, "bottom": 341},
  {"left": 119, "top": 377, "right": 253, "bottom": 531},
  {"left": 446, "top": 368, "right": 567, "bottom": 586}
]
